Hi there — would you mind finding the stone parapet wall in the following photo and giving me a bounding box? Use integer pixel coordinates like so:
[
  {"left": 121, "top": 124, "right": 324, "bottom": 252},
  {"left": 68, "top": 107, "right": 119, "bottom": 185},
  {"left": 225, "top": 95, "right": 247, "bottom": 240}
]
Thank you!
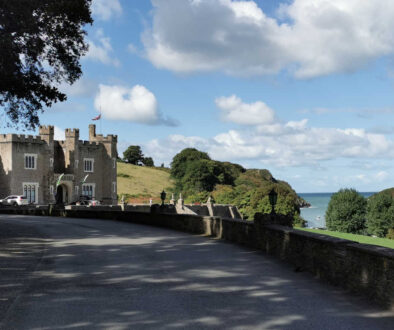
[
  {"left": 0, "top": 206, "right": 392, "bottom": 309},
  {"left": 0, "top": 134, "right": 43, "bottom": 143}
]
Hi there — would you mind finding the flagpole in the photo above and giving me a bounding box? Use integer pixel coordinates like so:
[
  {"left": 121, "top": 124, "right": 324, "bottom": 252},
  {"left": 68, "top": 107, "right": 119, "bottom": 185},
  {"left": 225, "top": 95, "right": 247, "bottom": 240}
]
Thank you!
[{"left": 100, "top": 104, "right": 102, "bottom": 134}]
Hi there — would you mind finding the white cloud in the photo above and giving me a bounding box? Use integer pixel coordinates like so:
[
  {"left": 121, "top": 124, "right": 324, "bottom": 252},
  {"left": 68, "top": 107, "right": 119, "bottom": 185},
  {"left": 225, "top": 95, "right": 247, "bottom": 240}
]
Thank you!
[
  {"left": 95, "top": 84, "right": 158, "bottom": 123},
  {"left": 85, "top": 29, "right": 120, "bottom": 67},
  {"left": 143, "top": 0, "right": 394, "bottom": 78},
  {"left": 92, "top": 0, "right": 122, "bottom": 21},
  {"left": 215, "top": 95, "right": 275, "bottom": 125},
  {"left": 54, "top": 126, "right": 65, "bottom": 141},
  {"left": 142, "top": 95, "right": 394, "bottom": 168},
  {"left": 94, "top": 84, "right": 177, "bottom": 126}
]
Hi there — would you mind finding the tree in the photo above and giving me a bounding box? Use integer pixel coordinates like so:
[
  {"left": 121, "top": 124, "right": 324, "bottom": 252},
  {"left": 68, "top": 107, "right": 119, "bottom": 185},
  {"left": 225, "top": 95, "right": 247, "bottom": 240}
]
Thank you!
[
  {"left": 325, "top": 189, "right": 366, "bottom": 233},
  {"left": 180, "top": 159, "right": 218, "bottom": 193},
  {"left": 123, "top": 146, "right": 144, "bottom": 165},
  {"left": 366, "top": 192, "right": 394, "bottom": 238},
  {"left": 170, "top": 148, "right": 210, "bottom": 180},
  {"left": 142, "top": 157, "right": 154, "bottom": 167},
  {"left": 0, "top": 0, "right": 93, "bottom": 129}
]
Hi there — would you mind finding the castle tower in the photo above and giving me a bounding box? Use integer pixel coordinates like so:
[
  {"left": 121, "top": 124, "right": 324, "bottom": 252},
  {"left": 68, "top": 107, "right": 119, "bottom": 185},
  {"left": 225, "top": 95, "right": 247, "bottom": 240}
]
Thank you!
[
  {"left": 88, "top": 124, "right": 117, "bottom": 158},
  {"left": 89, "top": 124, "right": 96, "bottom": 141},
  {"left": 65, "top": 128, "right": 80, "bottom": 169},
  {"left": 39, "top": 125, "right": 54, "bottom": 145}
]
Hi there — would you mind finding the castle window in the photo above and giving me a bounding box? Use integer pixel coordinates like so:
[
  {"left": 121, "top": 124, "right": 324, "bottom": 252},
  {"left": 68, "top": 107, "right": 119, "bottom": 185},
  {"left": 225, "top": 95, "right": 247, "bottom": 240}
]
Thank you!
[
  {"left": 75, "top": 186, "right": 79, "bottom": 196},
  {"left": 24, "top": 154, "right": 37, "bottom": 169},
  {"left": 84, "top": 158, "right": 94, "bottom": 172},
  {"left": 49, "top": 158, "right": 53, "bottom": 167},
  {"left": 50, "top": 185, "right": 54, "bottom": 196},
  {"left": 23, "top": 182, "right": 38, "bottom": 204},
  {"left": 82, "top": 183, "right": 95, "bottom": 198},
  {"left": 113, "top": 158, "right": 116, "bottom": 169},
  {"left": 112, "top": 182, "right": 116, "bottom": 193},
  {"left": 75, "top": 159, "right": 79, "bottom": 169}
]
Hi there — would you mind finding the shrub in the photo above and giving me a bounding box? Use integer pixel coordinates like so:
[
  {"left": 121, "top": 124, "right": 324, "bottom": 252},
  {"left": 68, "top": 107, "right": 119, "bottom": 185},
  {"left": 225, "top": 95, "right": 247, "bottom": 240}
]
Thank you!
[
  {"left": 366, "top": 192, "right": 394, "bottom": 237},
  {"left": 325, "top": 189, "right": 366, "bottom": 234},
  {"left": 386, "top": 228, "right": 394, "bottom": 240}
]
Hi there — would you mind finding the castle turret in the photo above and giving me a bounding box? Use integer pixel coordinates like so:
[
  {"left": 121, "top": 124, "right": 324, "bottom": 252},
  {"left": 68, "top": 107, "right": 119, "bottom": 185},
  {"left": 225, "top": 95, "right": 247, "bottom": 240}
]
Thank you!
[
  {"left": 89, "top": 124, "right": 96, "bottom": 140},
  {"left": 88, "top": 124, "right": 117, "bottom": 158},
  {"left": 64, "top": 128, "right": 80, "bottom": 170},
  {"left": 39, "top": 125, "right": 54, "bottom": 145}
]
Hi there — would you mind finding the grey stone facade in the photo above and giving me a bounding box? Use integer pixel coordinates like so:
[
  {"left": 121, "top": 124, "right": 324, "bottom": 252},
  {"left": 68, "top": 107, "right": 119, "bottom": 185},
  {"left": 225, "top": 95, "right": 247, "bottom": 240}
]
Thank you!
[{"left": 0, "top": 124, "right": 117, "bottom": 205}]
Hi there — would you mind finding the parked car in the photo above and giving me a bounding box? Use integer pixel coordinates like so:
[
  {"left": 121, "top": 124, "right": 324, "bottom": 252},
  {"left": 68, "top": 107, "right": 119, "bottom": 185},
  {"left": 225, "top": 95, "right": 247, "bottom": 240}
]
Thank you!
[
  {"left": 69, "top": 195, "right": 101, "bottom": 206},
  {"left": 0, "top": 195, "right": 29, "bottom": 206}
]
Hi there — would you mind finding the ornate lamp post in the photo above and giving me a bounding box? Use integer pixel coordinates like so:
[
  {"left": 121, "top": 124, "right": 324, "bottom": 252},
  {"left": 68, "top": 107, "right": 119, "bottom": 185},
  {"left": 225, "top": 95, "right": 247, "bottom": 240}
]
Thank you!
[
  {"left": 160, "top": 190, "right": 166, "bottom": 206},
  {"left": 268, "top": 189, "right": 278, "bottom": 214}
]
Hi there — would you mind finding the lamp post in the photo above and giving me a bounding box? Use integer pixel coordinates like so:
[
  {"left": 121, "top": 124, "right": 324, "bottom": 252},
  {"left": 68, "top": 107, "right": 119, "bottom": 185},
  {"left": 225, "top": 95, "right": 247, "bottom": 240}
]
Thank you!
[
  {"left": 160, "top": 190, "right": 166, "bottom": 206},
  {"left": 268, "top": 189, "right": 278, "bottom": 214}
]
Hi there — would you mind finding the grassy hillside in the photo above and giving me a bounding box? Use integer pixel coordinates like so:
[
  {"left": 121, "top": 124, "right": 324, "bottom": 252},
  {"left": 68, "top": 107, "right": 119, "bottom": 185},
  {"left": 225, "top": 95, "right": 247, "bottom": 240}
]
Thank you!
[
  {"left": 117, "top": 162, "right": 174, "bottom": 204},
  {"left": 296, "top": 228, "right": 394, "bottom": 249}
]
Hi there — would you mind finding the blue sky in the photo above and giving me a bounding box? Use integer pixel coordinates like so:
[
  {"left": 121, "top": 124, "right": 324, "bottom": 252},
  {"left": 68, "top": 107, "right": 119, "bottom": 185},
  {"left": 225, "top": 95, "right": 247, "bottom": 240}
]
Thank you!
[{"left": 7, "top": 0, "right": 394, "bottom": 193}]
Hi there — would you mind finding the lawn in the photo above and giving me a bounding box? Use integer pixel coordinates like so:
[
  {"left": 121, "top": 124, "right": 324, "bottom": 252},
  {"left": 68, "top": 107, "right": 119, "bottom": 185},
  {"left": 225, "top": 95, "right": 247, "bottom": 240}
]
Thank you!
[
  {"left": 296, "top": 228, "right": 394, "bottom": 249},
  {"left": 117, "top": 162, "right": 175, "bottom": 203}
]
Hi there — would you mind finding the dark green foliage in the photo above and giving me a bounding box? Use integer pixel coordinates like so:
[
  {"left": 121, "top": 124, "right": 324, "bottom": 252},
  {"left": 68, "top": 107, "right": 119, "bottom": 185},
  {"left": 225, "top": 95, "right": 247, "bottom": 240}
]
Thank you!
[
  {"left": 123, "top": 146, "right": 144, "bottom": 165},
  {"left": 170, "top": 148, "right": 211, "bottom": 180},
  {"left": 0, "top": 0, "right": 93, "bottom": 129},
  {"left": 326, "top": 189, "right": 366, "bottom": 234},
  {"left": 142, "top": 157, "right": 154, "bottom": 167},
  {"left": 184, "top": 191, "right": 210, "bottom": 204},
  {"left": 386, "top": 228, "right": 394, "bottom": 240},
  {"left": 366, "top": 191, "right": 394, "bottom": 238},
  {"left": 180, "top": 159, "right": 218, "bottom": 193},
  {"left": 170, "top": 148, "right": 306, "bottom": 225}
]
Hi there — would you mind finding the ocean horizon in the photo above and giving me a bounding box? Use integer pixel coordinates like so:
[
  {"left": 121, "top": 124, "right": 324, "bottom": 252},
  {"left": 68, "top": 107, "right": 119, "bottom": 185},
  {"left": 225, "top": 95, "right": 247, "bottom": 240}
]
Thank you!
[{"left": 299, "top": 192, "right": 376, "bottom": 228}]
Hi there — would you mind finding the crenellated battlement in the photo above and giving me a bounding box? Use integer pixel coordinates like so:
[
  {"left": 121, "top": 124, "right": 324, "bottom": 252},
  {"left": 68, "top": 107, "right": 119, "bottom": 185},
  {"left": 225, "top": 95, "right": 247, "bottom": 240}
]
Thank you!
[
  {"left": 79, "top": 140, "right": 99, "bottom": 147},
  {"left": 0, "top": 134, "right": 43, "bottom": 144},
  {"left": 65, "top": 128, "right": 80, "bottom": 139},
  {"left": 94, "top": 134, "right": 118, "bottom": 143},
  {"left": 39, "top": 125, "right": 54, "bottom": 135},
  {"left": 88, "top": 124, "right": 117, "bottom": 143}
]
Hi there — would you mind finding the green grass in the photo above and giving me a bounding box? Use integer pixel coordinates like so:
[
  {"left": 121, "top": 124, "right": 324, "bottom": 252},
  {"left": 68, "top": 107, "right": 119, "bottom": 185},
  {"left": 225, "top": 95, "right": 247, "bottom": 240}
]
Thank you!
[
  {"left": 296, "top": 228, "right": 394, "bottom": 249},
  {"left": 117, "top": 162, "right": 174, "bottom": 201}
]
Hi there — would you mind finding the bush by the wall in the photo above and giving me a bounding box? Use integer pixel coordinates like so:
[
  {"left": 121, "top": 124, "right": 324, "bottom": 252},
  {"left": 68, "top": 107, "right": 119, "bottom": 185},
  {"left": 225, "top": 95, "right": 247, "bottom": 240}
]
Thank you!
[{"left": 326, "top": 189, "right": 366, "bottom": 234}]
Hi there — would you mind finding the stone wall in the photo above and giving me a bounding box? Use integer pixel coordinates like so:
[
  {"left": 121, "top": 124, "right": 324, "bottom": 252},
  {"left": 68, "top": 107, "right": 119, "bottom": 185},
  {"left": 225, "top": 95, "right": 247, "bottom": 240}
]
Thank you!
[{"left": 0, "top": 205, "right": 392, "bottom": 309}]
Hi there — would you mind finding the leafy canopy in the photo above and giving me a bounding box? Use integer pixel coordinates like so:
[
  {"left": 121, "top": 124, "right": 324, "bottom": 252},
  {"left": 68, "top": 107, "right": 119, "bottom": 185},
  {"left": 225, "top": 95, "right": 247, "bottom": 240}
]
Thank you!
[
  {"left": 170, "top": 148, "right": 211, "bottom": 180},
  {"left": 366, "top": 190, "right": 394, "bottom": 238},
  {"left": 142, "top": 157, "right": 154, "bottom": 167},
  {"left": 170, "top": 148, "right": 306, "bottom": 226},
  {"left": 325, "top": 189, "right": 366, "bottom": 234},
  {"left": 0, "top": 0, "right": 93, "bottom": 129},
  {"left": 123, "top": 145, "right": 144, "bottom": 165}
]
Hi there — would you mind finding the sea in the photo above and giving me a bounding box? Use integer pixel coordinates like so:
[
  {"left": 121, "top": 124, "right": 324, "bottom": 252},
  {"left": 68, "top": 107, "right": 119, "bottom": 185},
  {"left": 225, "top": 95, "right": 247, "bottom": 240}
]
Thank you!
[{"left": 299, "top": 192, "right": 376, "bottom": 228}]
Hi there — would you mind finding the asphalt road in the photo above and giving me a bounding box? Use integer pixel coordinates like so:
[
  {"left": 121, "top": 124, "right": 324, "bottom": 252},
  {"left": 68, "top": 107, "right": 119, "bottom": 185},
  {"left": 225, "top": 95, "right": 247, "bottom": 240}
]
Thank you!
[{"left": 0, "top": 214, "right": 393, "bottom": 330}]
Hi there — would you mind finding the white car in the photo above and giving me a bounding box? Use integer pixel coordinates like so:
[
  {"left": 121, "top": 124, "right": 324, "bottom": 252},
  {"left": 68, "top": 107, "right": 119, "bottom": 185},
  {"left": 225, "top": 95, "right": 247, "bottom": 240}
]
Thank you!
[{"left": 0, "top": 195, "right": 29, "bottom": 206}]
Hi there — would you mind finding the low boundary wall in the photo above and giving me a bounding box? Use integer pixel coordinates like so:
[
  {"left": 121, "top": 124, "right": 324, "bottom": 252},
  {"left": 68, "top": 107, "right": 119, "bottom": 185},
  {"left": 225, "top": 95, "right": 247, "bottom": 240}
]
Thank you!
[{"left": 0, "top": 205, "right": 392, "bottom": 309}]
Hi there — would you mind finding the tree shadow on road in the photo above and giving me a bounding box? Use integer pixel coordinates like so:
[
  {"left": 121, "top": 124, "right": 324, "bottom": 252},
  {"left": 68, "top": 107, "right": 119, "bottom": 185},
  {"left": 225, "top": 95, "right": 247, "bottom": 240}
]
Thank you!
[{"left": 0, "top": 215, "right": 393, "bottom": 329}]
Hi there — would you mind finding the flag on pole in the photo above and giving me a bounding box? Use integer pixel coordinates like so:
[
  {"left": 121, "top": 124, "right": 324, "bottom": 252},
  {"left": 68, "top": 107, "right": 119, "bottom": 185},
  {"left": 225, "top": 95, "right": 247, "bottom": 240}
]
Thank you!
[
  {"left": 56, "top": 173, "right": 64, "bottom": 187},
  {"left": 81, "top": 174, "right": 89, "bottom": 184},
  {"left": 92, "top": 114, "right": 101, "bottom": 121}
]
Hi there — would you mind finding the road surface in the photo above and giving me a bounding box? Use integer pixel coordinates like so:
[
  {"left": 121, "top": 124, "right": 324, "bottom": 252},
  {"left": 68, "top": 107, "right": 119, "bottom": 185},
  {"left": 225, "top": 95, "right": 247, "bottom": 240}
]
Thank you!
[{"left": 0, "top": 214, "right": 393, "bottom": 329}]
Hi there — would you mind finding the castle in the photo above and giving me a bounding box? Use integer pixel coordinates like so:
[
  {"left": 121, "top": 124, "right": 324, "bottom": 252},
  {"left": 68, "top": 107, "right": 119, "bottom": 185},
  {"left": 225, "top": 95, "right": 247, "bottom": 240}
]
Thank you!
[{"left": 0, "top": 124, "right": 118, "bottom": 205}]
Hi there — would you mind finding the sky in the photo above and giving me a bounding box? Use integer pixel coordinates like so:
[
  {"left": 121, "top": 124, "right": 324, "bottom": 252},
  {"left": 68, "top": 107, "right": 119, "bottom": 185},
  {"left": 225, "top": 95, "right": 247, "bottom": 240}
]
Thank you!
[{"left": 5, "top": 0, "right": 394, "bottom": 193}]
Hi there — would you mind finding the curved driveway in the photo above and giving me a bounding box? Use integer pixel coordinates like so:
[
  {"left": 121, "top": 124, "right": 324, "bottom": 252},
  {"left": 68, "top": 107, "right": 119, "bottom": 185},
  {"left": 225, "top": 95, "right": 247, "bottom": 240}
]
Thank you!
[{"left": 0, "top": 214, "right": 393, "bottom": 329}]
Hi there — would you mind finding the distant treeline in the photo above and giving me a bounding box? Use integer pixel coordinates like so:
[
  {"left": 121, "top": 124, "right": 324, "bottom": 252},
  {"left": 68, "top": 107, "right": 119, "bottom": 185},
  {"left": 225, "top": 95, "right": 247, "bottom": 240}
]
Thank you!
[
  {"left": 326, "top": 188, "right": 394, "bottom": 239},
  {"left": 170, "top": 148, "right": 307, "bottom": 226}
]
